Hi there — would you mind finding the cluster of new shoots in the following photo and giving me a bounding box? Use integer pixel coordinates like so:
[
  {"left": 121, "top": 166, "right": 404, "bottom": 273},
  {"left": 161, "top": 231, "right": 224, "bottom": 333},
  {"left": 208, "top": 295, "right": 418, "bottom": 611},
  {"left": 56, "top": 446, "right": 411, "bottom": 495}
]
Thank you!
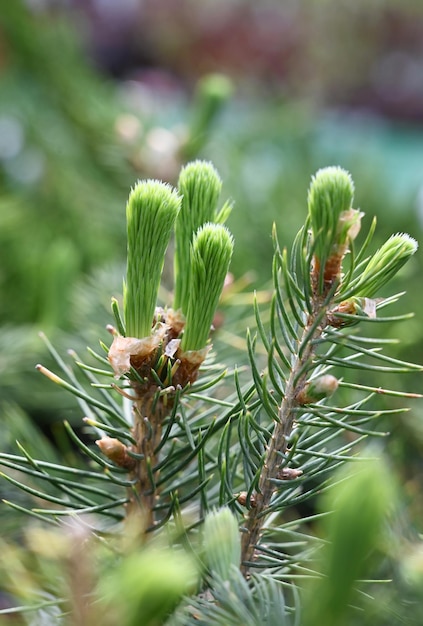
[
  {"left": 23, "top": 158, "right": 419, "bottom": 619},
  {"left": 308, "top": 167, "right": 417, "bottom": 321},
  {"left": 174, "top": 160, "right": 232, "bottom": 312},
  {"left": 109, "top": 160, "right": 233, "bottom": 396},
  {"left": 105, "top": 161, "right": 233, "bottom": 520}
]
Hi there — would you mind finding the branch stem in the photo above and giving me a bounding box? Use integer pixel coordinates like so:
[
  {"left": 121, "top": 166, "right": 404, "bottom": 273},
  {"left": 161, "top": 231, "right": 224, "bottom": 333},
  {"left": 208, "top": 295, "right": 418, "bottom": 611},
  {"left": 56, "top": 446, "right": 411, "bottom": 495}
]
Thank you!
[
  {"left": 241, "top": 296, "right": 328, "bottom": 575},
  {"left": 126, "top": 395, "right": 166, "bottom": 530}
]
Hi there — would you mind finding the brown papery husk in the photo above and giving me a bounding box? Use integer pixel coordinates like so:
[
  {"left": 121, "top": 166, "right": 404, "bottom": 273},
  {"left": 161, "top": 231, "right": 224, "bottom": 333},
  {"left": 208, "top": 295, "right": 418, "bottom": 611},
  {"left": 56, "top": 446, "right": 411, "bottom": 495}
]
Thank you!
[
  {"left": 163, "top": 308, "right": 186, "bottom": 340},
  {"left": 172, "top": 345, "right": 211, "bottom": 388},
  {"left": 108, "top": 325, "right": 167, "bottom": 378},
  {"left": 327, "top": 297, "right": 377, "bottom": 328},
  {"left": 108, "top": 312, "right": 211, "bottom": 415}
]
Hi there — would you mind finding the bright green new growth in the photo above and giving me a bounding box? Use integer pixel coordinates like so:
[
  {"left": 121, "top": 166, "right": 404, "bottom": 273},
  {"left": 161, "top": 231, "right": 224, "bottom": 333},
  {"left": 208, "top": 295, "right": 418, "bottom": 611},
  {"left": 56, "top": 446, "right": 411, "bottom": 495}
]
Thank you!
[
  {"left": 354, "top": 233, "right": 418, "bottom": 298},
  {"left": 308, "top": 166, "right": 355, "bottom": 261},
  {"left": 181, "top": 223, "right": 233, "bottom": 352},
  {"left": 124, "top": 180, "right": 181, "bottom": 338},
  {"left": 203, "top": 508, "right": 241, "bottom": 580},
  {"left": 100, "top": 546, "right": 198, "bottom": 626},
  {"left": 174, "top": 160, "right": 225, "bottom": 313},
  {"left": 4, "top": 159, "right": 422, "bottom": 625},
  {"left": 303, "top": 455, "right": 395, "bottom": 626}
]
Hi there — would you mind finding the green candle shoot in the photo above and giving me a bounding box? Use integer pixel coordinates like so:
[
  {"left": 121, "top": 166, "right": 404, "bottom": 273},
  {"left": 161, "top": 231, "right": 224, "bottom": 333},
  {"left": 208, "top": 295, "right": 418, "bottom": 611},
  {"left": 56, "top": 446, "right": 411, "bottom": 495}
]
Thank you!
[{"left": 124, "top": 180, "right": 181, "bottom": 338}]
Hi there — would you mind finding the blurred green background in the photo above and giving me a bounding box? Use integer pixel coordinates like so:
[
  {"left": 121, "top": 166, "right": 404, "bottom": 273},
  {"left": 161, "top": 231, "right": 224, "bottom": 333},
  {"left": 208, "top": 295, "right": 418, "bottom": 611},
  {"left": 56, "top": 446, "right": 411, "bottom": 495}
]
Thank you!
[{"left": 1, "top": 1, "right": 423, "bottom": 616}]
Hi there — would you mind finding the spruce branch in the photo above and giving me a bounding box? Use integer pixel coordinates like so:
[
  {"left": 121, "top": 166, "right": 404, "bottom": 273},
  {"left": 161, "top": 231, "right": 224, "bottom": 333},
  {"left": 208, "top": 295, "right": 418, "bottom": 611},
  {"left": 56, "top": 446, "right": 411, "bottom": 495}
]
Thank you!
[
  {"left": 240, "top": 166, "right": 419, "bottom": 575},
  {"left": 104, "top": 168, "right": 234, "bottom": 529},
  {"left": 1, "top": 158, "right": 421, "bottom": 624},
  {"left": 240, "top": 296, "right": 332, "bottom": 572}
]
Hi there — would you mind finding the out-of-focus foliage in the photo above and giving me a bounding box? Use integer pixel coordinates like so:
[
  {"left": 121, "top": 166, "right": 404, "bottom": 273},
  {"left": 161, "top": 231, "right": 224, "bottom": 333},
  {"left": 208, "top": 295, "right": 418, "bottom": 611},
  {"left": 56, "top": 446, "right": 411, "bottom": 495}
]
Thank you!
[
  {"left": 0, "top": 3, "right": 131, "bottom": 328},
  {"left": 0, "top": 2, "right": 232, "bottom": 419},
  {"left": 1, "top": 435, "right": 423, "bottom": 625}
]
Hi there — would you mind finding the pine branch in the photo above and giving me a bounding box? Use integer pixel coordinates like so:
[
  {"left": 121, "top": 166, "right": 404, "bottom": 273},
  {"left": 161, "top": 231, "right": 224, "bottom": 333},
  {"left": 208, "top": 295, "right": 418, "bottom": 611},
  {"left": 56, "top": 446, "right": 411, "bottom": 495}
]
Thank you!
[
  {"left": 239, "top": 167, "right": 420, "bottom": 576},
  {"left": 241, "top": 285, "right": 335, "bottom": 571},
  {"left": 1, "top": 161, "right": 420, "bottom": 624}
]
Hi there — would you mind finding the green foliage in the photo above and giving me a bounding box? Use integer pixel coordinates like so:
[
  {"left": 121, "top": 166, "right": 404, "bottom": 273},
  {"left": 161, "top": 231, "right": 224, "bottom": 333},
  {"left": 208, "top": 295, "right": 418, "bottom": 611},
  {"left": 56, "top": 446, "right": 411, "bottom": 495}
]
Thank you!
[
  {"left": 354, "top": 233, "right": 418, "bottom": 298},
  {"left": 0, "top": 1, "right": 131, "bottom": 324},
  {"left": 308, "top": 166, "right": 356, "bottom": 259},
  {"left": 100, "top": 544, "right": 198, "bottom": 626},
  {"left": 181, "top": 223, "right": 234, "bottom": 351},
  {"left": 302, "top": 454, "right": 396, "bottom": 626},
  {"left": 174, "top": 160, "right": 228, "bottom": 313},
  {"left": 0, "top": 161, "right": 421, "bottom": 625},
  {"left": 124, "top": 180, "right": 181, "bottom": 338}
]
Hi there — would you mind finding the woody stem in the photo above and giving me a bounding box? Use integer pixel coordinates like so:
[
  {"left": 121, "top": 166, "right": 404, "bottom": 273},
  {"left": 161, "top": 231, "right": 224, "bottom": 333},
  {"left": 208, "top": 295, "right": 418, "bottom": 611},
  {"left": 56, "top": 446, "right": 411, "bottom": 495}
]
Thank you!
[{"left": 240, "top": 288, "right": 330, "bottom": 576}]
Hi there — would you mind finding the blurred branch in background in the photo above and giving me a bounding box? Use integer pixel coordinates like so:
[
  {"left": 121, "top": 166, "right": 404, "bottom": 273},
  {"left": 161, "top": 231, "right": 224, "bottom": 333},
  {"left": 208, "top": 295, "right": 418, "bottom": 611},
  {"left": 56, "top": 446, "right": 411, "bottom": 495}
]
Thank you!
[{"left": 70, "top": 0, "right": 423, "bottom": 121}]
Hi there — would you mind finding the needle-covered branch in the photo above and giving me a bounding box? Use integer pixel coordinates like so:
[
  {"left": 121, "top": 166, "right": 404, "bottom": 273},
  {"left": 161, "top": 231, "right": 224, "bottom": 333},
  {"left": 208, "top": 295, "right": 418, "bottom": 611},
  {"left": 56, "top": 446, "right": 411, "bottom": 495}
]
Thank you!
[{"left": 240, "top": 166, "right": 419, "bottom": 574}]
